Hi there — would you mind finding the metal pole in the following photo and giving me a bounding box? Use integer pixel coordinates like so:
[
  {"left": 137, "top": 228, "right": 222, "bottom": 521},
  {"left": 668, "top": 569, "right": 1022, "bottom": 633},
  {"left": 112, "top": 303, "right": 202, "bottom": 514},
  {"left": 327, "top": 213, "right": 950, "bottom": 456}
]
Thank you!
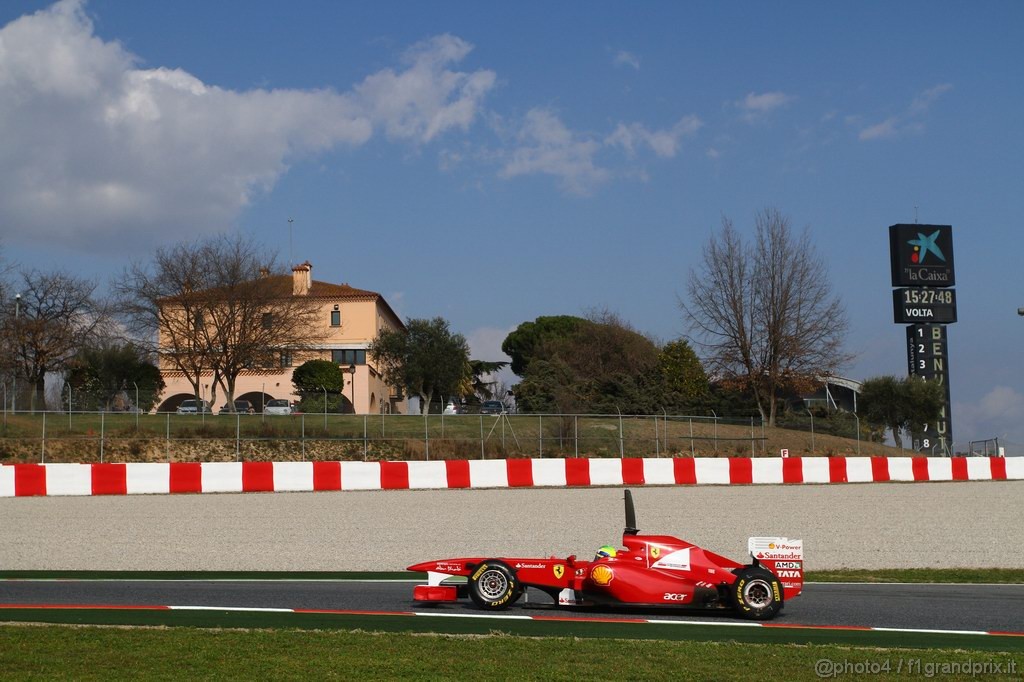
[
  {"left": 480, "top": 414, "right": 485, "bottom": 459},
  {"left": 67, "top": 382, "right": 72, "bottom": 430},
  {"left": 301, "top": 414, "right": 306, "bottom": 461},
  {"left": 654, "top": 413, "right": 659, "bottom": 458},
  {"left": 2, "top": 383, "right": 6, "bottom": 431},
  {"left": 806, "top": 408, "right": 815, "bottom": 454},
  {"left": 13, "top": 293, "right": 19, "bottom": 414},
  {"left": 322, "top": 386, "right": 327, "bottom": 432},
  {"left": 617, "top": 408, "right": 624, "bottom": 458},
  {"left": 133, "top": 382, "right": 139, "bottom": 432},
  {"left": 166, "top": 412, "right": 170, "bottom": 462},
  {"left": 424, "top": 411, "right": 430, "bottom": 460},
  {"left": 712, "top": 409, "right": 718, "bottom": 453},
  {"left": 689, "top": 417, "right": 695, "bottom": 457},
  {"left": 750, "top": 417, "right": 754, "bottom": 457},
  {"left": 100, "top": 411, "right": 105, "bottom": 463},
  {"left": 41, "top": 411, "right": 46, "bottom": 463},
  {"left": 853, "top": 412, "right": 861, "bottom": 456},
  {"left": 574, "top": 415, "right": 579, "bottom": 458},
  {"left": 235, "top": 413, "right": 240, "bottom": 461},
  {"left": 538, "top": 414, "right": 543, "bottom": 458},
  {"left": 261, "top": 383, "right": 265, "bottom": 424},
  {"left": 363, "top": 415, "right": 367, "bottom": 461},
  {"left": 761, "top": 418, "right": 766, "bottom": 456}
]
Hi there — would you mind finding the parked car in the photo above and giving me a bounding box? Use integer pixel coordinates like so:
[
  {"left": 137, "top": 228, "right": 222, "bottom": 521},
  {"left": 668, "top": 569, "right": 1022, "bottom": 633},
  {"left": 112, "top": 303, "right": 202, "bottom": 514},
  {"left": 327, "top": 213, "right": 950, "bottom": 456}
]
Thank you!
[
  {"left": 219, "top": 400, "right": 255, "bottom": 414},
  {"left": 443, "top": 401, "right": 460, "bottom": 415},
  {"left": 480, "top": 400, "right": 505, "bottom": 415},
  {"left": 264, "top": 399, "right": 292, "bottom": 416},
  {"left": 176, "top": 399, "right": 212, "bottom": 415}
]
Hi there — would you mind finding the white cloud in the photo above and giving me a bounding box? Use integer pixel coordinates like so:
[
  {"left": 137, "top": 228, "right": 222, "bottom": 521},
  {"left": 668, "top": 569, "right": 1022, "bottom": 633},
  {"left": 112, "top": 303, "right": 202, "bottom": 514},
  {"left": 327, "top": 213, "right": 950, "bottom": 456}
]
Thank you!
[
  {"left": 859, "top": 83, "right": 952, "bottom": 141},
  {"left": 605, "top": 116, "right": 702, "bottom": 158},
  {"left": 466, "top": 325, "right": 517, "bottom": 389},
  {"left": 499, "top": 108, "right": 610, "bottom": 194},
  {"left": 613, "top": 50, "right": 641, "bottom": 70},
  {"left": 738, "top": 91, "right": 794, "bottom": 122},
  {"left": 953, "top": 385, "right": 1024, "bottom": 450},
  {"left": 0, "top": 2, "right": 495, "bottom": 251}
]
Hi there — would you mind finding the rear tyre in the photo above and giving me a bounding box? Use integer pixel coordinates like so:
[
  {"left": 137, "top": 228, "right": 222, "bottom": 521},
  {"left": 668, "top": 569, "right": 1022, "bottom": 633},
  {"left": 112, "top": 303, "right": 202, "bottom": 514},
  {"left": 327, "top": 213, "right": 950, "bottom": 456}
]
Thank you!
[
  {"left": 468, "top": 560, "right": 519, "bottom": 610},
  {"left": 732, "top": 567, "right": 783, "bottom": 620}
]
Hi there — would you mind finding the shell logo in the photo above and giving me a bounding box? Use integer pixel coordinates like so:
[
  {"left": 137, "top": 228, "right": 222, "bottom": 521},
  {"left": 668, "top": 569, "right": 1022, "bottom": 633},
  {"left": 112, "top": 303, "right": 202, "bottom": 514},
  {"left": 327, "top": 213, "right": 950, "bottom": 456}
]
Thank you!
[
  {"left": 591, "top": 565, "right": 614, "bottom": 586},
  {"left": 769, "top": 543, "right": 776, "bottom": 549}
]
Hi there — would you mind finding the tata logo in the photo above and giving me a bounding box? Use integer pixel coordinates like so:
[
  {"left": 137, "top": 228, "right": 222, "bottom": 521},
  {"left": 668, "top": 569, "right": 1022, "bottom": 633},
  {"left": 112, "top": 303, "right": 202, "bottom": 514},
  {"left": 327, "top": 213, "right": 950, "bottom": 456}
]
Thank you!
[{"left": 553, "top": 564, "right": 565, "bottom": 579}]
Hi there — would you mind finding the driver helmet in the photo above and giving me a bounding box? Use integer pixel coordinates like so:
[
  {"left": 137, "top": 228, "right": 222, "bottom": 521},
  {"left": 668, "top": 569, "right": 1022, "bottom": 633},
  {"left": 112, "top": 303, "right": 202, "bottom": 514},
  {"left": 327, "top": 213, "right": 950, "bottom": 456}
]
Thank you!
[{"left": 595, "top": 545, "right": 617, "bottom": 560}]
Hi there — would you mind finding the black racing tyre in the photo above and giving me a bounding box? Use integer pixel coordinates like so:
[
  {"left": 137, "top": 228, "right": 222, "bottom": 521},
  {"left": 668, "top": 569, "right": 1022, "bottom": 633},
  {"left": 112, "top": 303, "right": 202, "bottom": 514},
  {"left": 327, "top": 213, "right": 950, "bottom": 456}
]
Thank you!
[
  {"left": 467, "top": 560, "right": 520, "bottom": 610},
  {"left": 731, "top": 567, "right": 783, "bottom": 620}
]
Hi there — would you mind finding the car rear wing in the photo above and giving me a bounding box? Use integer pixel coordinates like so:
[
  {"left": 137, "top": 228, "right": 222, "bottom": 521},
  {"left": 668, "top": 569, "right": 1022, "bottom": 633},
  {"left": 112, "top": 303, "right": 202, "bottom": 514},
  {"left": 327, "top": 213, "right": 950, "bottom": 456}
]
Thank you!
[{"left": 748, "top": 537, "right": 803, "bottom": 599}]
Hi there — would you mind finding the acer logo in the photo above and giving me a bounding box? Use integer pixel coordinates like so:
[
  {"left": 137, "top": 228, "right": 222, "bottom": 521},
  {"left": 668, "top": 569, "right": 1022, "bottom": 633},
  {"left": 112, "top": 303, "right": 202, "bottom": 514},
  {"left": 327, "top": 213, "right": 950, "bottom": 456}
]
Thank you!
[{"left": 662, "top": 593, "right": 687, "bottom": 601}]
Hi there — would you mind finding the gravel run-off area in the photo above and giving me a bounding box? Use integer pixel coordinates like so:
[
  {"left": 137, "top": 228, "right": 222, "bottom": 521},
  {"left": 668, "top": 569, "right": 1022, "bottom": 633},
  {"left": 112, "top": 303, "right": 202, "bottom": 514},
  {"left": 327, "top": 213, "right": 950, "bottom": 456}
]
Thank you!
[{"left": 1, "top": 482, "right": 1021, "bottom": 571}]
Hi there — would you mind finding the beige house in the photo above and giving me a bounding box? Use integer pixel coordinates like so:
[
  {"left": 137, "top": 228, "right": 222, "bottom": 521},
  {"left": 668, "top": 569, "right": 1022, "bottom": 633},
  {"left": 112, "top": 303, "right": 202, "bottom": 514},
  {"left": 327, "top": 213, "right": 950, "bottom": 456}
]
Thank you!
[{"left": 156, "top": 262, "right": 407, "bottom": 414}]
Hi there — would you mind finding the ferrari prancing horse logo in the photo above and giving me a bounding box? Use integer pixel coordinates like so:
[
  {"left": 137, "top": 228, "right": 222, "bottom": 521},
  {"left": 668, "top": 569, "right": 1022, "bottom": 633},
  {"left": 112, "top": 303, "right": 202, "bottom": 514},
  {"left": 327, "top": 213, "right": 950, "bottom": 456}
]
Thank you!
[
  {"left": 650, "top": 545, "right": 660, "bottom": 559},
  {"left": 553, "top": 564, "right": 565, "bottom": 579}
]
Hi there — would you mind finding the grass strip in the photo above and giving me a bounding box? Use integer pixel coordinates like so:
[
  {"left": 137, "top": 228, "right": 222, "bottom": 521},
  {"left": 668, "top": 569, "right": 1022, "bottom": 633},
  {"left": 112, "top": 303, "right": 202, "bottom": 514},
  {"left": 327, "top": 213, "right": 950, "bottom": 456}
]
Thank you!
[
  {"left": 806, "top": 568, "right": 1024, "bottom": 584},
  {"left": 4, "top": 567, "right": 1023, "bottom": 583},
  {"left": 0, "top": 622, "right": 1020, "bottom": 681},
  {"left": 1, "top": 608, "right": 1022, "bottom": 653}
]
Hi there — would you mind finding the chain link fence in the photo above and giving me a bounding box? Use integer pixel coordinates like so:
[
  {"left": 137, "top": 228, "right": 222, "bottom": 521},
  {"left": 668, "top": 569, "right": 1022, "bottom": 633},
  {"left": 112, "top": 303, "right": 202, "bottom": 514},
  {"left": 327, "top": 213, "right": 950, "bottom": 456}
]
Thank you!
[{"left": 0, "top": 410, "right": 768, "bottom": 463}]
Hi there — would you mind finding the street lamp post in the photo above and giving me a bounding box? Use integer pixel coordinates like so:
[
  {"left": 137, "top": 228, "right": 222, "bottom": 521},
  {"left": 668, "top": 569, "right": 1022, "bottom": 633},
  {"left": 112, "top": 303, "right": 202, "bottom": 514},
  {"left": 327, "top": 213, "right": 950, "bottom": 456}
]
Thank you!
[{"left": 348, "top": 366, "right": 356, "bottom": 414}]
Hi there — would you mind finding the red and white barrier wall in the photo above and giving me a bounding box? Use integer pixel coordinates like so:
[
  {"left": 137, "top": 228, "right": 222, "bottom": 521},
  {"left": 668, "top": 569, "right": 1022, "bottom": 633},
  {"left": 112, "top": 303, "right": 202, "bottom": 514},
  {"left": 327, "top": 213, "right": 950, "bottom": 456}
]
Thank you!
[{"left": 1, "top": 456, "right": 1020, "bottom": 497}]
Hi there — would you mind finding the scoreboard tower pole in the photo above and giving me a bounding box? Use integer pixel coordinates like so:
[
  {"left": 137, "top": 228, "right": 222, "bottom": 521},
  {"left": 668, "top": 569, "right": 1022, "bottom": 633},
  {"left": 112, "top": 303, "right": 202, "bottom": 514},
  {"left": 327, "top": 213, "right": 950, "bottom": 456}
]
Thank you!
[{"left": 889, "top": 224, "right": 956, "bottom": 456}]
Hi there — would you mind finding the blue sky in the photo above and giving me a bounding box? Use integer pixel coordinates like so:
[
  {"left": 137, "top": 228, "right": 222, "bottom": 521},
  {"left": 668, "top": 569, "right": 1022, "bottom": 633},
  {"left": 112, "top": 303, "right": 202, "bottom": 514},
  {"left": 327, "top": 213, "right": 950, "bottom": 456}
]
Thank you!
[{"left": 2, "top": 1, "right": 1023, "bottom": 450}]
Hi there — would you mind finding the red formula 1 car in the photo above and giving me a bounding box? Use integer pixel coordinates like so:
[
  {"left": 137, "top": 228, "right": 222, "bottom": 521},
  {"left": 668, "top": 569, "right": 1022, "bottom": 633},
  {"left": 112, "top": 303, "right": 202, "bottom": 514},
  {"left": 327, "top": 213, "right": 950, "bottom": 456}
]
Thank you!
[{"left": 408, "top": 490, "right": 803, "bottom": 620}]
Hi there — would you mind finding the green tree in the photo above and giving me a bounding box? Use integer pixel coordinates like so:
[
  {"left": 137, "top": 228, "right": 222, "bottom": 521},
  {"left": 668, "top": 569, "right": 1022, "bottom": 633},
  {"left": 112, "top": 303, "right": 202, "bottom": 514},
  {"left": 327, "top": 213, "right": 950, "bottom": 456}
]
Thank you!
[
  {"left": 292, "top": 359, "right": 347, "bottom": 413},
  {"left": 64, "top": 343, "right": 165, "bottom": 411},
  {"left": 370, "top": 317, "right": 470, "bottom": 415},
  {"left": 860, "top": 375, "right": 943, "bottom": 448},
  {"left": 501, "top": 315, "right": 585, "bottom": 376},
  {"left": 656, "top": 339, "right": 709, "bottom": 411}
]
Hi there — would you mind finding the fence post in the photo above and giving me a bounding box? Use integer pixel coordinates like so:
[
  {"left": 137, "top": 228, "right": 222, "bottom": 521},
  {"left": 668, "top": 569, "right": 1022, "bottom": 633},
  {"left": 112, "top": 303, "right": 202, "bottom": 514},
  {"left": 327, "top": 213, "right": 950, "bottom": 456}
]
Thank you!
[
  {"left": 363, "top": 415, "right": 367, "bottom": 461},
  {"left": 538, "top": 414, "right": 543, "bottom": 458},
  {"left": 100, "top": 411, "right": 105, "bottom": 463},
  {"left": 424, "top": 411, "right": 430, "bottom": 461},
  {"left": 235, "top": 413, "right": 240, "bottom": 461},
  {"left": 654, "top": 414, "right": 659, "bottom": 458},
  {"left": 711, "top": 409, "right": 718, "bottom": 453},
  {"left": 750, "top": 417, "right": 754, "bottom": 457},
  {"left": 761, "top": 418, "right": 766, "bottom": 456},
  {"left": 689, "top": 417, "right": 695, "bottom": 457},
  {"left": 480, "top": 415, "right": 485, "bottom": 459},
  {"left": 574, "top": 415, "right": 579, "bottom": 458},
  {"left": 616, "top": 408, "right": 624, "bottom": 458},
  {"left": 853, "top": 412, "right": 861, "bottom": 456},
  {"left": 806, "top": 408, "right": 815, "bottom": 454},
  {"left": 41, "top": 411, "right": 46, "bottom": 463},
  {"left": 166, "top": 412, "right": 170, "bottom": 462},
  {"left": 301, "top": 414, "right": 306, "bottom": 462}
]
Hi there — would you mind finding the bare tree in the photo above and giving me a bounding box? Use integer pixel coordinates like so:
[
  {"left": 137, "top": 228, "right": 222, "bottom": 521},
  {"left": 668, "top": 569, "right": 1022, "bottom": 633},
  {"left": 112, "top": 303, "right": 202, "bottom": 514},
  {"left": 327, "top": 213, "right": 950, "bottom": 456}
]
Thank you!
[
  {"left": 2, "top": 269, "right": 108, "bottom": 410},
  {"left": 115, "top": 241, "right": 217, "bottom": 405},
  {"left": 197, "top": 235, "right": 324, "bottom": 409},
  {"left": 681, "top": 208, "right": 849, "bottom": 426},
  {"left": 114, "top": 235, "right": 324, "bottom": 410}
]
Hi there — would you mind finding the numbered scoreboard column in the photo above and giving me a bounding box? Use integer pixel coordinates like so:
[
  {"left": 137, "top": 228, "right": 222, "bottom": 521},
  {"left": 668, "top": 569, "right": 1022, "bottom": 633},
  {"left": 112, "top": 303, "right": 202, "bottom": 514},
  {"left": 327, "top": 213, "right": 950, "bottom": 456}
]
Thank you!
[{"left": 906, "top": 325, "right": 953, "bottom": 451}]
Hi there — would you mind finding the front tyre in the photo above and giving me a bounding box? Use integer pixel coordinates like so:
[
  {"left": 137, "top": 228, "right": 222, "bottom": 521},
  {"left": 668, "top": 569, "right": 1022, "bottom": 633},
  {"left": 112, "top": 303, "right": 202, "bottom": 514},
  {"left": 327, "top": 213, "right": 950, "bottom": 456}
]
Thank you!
[
  {"left": 732, "top": 567, "right": 783, "bottom": 620},
  {"left": 468, "top": 560, "right": 519, "bottom": 610}
]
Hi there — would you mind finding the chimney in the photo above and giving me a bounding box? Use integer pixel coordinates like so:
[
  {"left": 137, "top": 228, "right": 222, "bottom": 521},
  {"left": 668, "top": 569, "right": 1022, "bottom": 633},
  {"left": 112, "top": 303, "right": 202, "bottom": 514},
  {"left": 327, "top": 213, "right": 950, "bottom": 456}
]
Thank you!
[{"left": 292, "top": 261, "right": 312, "bottom": 296}]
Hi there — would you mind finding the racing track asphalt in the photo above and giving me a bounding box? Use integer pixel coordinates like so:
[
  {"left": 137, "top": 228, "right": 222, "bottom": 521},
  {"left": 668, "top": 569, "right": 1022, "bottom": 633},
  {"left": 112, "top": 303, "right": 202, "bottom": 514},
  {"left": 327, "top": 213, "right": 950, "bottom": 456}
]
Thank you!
[{"left": 2, "top": 580, "right": 1022, "bottom": 633}]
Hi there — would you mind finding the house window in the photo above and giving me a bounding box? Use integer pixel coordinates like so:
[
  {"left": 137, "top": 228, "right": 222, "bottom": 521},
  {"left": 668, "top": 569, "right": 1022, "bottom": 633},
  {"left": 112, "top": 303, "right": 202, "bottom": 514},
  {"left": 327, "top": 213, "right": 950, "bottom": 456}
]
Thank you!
[
  {"left": 330, "top": 309, "right": 341, "bottom": 326},
  {"left": 280, "top": 351, "right": 292, "bottom": 368},
  {"left": 331, "top": 349, "right": 366, "bottom": 365},
  {"left": 262, "top": 312, "right": 273, "bottom": 330}
]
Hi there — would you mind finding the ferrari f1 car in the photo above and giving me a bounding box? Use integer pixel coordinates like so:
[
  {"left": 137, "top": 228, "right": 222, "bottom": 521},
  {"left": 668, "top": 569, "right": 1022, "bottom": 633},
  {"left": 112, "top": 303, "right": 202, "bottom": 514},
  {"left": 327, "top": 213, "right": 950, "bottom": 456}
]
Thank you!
[{"left": 408, "top": 490, "right": 803, "bottom": 620}]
